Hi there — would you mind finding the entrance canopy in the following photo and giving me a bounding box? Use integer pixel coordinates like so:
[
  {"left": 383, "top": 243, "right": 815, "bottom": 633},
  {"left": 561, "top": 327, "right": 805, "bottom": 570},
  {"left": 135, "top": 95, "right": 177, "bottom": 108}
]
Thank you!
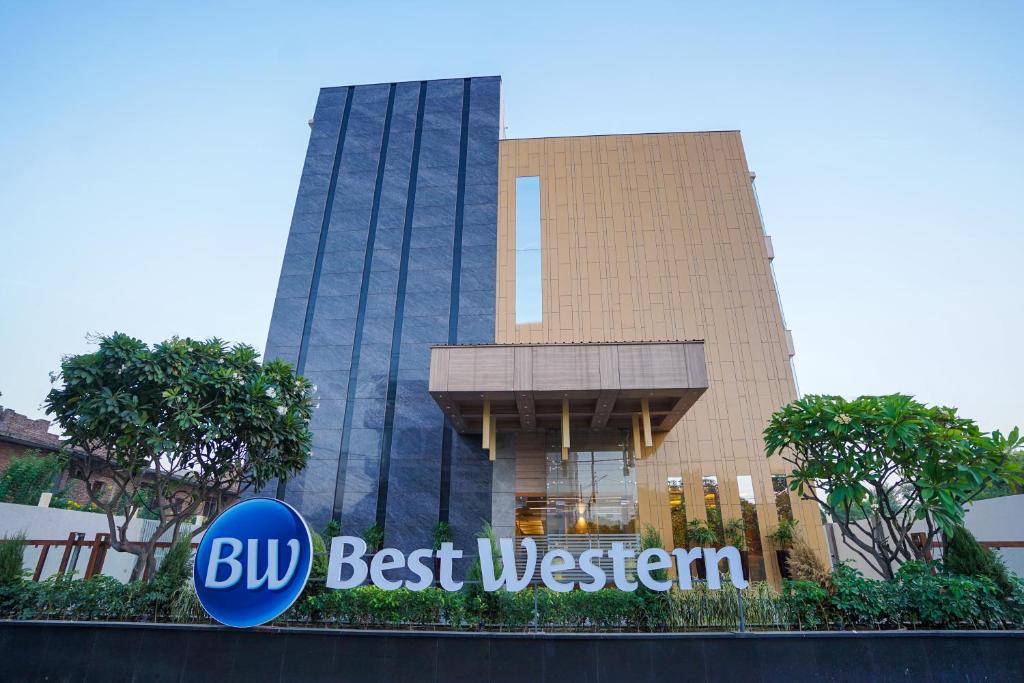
[{"left": 428, "top": 341, "right": 708, "bottom": 444}]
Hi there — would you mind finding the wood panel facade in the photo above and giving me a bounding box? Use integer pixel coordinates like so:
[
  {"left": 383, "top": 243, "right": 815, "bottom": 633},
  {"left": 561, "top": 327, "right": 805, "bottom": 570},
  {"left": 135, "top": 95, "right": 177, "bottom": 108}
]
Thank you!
[{"left": 494, "top": 132, "right": 829, "bottom": 582}]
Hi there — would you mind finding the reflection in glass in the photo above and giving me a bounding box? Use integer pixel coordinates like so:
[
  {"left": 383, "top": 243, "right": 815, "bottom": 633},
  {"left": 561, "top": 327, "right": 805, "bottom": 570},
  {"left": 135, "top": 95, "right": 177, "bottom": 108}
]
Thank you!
[
  {"left": 515, "top": 176, "right": 542, "bottom": 323},
  {"left": 737, "top": 475, "right": 766, "bottom": 581},
  {"left": 702, "top": 475, "right": 724, "bottom": 543},
  {"left": 513, "top": 431, "right": 640, "bottom": 584},
  {"left": 772, "top": 475, "right": 793, "bottom": 522},
  {"left": 667, "top": 476, "right": 687, "bottom": 548},
  {"left": 544, "top": 431, "right": 637, "bottom": 535}
]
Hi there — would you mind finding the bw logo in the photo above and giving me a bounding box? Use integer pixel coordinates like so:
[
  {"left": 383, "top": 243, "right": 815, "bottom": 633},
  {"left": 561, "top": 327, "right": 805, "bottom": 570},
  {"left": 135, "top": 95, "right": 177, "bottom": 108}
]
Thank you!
[{"left": 194, "top": 498, "right": 313, "bottom": 628}]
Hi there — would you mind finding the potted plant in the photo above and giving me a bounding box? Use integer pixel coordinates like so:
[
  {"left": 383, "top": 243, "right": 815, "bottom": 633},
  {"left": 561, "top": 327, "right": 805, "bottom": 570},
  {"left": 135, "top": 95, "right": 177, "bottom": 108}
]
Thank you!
[
  {"left": 686, "top": 519, "right": 721, "bottom": 580},
  {"left": 362, "top": 523, "right": 385, "bottom": 554},
  {"left": 724, "top": 517, "right": 749, "bottom": 578},
  {"left": 767, "top": 518, "right": 799, "bottom": 579},
  {"left": 431, "top": 521, "right": 452, "bottom": 587}
]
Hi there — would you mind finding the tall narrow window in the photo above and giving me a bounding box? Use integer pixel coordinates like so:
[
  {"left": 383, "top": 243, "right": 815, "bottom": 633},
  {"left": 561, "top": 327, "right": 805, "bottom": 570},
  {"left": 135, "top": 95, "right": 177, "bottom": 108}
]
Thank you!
[
  {"left": 772, "top": 475, "right": 793, "bottom": 522},
  {"left": 667, "top": 476, "right": 687, "bottom": 548},
  {"left": 737, "top": 475, "right": 766, "bottom": 581},
  {"left": 515, "top": 176, "right": 542, "bottom": 323},
  {"left": 702, "top": 475, "right": 724, "bottom": 543}
]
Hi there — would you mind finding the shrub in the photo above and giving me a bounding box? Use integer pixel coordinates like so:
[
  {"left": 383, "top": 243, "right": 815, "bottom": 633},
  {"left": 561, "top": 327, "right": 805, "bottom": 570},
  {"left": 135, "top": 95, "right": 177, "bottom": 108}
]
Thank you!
[
  {"left": 322, "top": 519, "right": 341, "bottom": 540},
  {"left": 310, "top": 530, "right": 328, "bottom": 579},
  {"left": 1, "top": 562, "right": 1021, "bottom": 631},
  {"left": 431, "top": 522, "right": 452, "bottom": 550},
  {"left": 685, "top": 519, "right": 720, "bottom": 546},
  {"left": 362, "top": 523, "right": 385, "bottom": 554},
  {"left": 0, "top": 533, "right": 26, "bottom": 584},
  {"left": 944, "top": 526, "right": 1015, "bottom": 596},
  {"left": 723, "top": 518, "right": 747, "bottom": 550},
  {"left": 0, "top": 452, "right": 61, "bottom": 505},
  {"left": 767, "top": 518, "right": 799, "bottom": 550},
  {"left": 786, "top": 538, "right": 829, "bottom": 584}
]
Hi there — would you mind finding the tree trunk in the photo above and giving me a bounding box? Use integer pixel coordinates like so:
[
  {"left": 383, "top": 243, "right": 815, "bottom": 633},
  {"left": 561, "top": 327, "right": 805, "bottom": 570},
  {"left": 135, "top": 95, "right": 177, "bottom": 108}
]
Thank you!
[
  {"left": 128, "top": 546, "right": 157, "bottom": 583},
  {"left": 129, "top": 551, "right": 149, "bottom": 582}
]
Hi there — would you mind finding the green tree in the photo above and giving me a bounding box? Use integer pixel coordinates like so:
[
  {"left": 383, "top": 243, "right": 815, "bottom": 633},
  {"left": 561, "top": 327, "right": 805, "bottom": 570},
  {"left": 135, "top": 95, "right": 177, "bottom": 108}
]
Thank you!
[
  {"left": 0, "top": 451, "right": 61, "bottom": 505},
  {"left": 944, "top": 525, "right": 1015, "bottom": 596},
  {"left": 45, "top": 332, "right": 314, "bottom": 581},
  {"left": 764, "top": 394, "right": 1022, "bottom": 579}
]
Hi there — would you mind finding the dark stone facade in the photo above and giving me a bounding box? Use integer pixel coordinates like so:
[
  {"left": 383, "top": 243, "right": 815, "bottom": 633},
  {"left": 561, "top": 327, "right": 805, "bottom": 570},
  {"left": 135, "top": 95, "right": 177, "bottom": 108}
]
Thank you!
[
  {"left": 4, "top": 622, "right": 1022, "bottom": 683},
  {"left": 258, "top": 77, "right": 500, "bottom": 554}
]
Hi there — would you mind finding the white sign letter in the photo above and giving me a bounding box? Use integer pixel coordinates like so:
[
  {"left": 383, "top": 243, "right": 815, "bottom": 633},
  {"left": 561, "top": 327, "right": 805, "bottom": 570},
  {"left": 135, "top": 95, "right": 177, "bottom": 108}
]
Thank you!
[
  {"left": 703, "top": 546, "right": 749, "bottom": 589},
  {"left": 205, "top": 537, "right": 243, "bottom": 589},
  {"left": 671, "top": 547, "right": 702, "bottom": 590},
  {"left": 437, "top": 542, "right": 464, "bottom": 591},
  {"left": 608, "top": 542, "right": 638, "bottom": 591},
  {"left": 370, "top": 548, "right": 406, "bottom": 590},
  {"left": 636, "top": 548, "right": 673, "bottom": 591},
  {"left": 246, "top": 538, "right": 301, "bottom": 590},
  {"left": 326, "top": 536, "right": 368, "bottom": 589},
  {"left": 540, "top": 549, "right": 575, "bottom": 592},
  {"left": 577, "top": 549, "right": 606, "bottom": 592},
  {"left": 478, "top": 536, "right": 536, "bottom": 591},
  {"left": 405, "top": 548, "right": 434, "bottom": 591}
]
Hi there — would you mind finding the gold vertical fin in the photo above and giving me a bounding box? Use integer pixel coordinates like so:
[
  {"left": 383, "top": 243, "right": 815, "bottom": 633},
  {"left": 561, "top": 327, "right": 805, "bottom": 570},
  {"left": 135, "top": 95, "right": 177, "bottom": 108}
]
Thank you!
[
  {"left": 641, "top": 399, "right": 653, "bottom": 448},
  {"left": 489, "top": 415, "right": 497, "bottom": 461},
  {"left": 482, "top": 399, "right": 491, "bottom": 449},
  {"left": 561, "top": 398, "right": 570, "bottom": 449},
  {"left": 632, "top": 414, "right": 643, "bottom": 460}
]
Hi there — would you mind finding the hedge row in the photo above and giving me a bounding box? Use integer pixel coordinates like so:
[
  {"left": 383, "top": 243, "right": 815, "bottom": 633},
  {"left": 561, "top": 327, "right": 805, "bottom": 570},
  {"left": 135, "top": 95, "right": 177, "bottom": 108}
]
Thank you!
[{"left": 1, "top": 562, "right": 1021, "bottom": 631}]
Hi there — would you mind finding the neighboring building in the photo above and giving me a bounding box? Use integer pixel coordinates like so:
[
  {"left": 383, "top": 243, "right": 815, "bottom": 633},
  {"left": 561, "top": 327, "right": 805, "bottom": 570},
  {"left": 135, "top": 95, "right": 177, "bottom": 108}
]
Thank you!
[
  {"left": 0, "top": 405, "right": 63, "bottom": 469},
  {"left": 0, "top": 406, "right": 234, "bottom": 515},
  {"left": 257, "top": 76, "right": 828, "bottom": 583}
]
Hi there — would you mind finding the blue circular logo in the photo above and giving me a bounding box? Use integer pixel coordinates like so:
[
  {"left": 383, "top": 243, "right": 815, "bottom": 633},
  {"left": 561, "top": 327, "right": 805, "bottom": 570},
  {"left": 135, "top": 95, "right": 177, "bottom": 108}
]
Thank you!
[{"left": 194, "top": 498, "right": 313, "bottom": 628}]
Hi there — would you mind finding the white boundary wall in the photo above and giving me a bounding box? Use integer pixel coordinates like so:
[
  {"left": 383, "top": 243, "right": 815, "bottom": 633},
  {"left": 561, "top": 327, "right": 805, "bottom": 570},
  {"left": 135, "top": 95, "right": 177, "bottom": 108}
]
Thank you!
[
  {"left": 0, "top": 502, "right": 189, "bottom": 582},
  {"left": 826, "top": 493, "right": 1024, "bottom": 579}
]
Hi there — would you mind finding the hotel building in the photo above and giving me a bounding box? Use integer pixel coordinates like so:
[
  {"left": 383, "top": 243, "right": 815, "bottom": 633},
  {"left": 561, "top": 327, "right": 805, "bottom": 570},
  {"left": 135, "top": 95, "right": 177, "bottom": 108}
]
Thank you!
[{"left": 257, "top": 76, "right": 828, "bottom": 583}]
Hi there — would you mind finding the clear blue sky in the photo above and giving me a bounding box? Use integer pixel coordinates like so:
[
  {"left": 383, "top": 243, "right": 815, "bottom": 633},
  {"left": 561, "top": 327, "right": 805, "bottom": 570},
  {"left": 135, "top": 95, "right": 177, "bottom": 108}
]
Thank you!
[{"left": 1, "top": 2, "right": 1021, "bottom": 432}]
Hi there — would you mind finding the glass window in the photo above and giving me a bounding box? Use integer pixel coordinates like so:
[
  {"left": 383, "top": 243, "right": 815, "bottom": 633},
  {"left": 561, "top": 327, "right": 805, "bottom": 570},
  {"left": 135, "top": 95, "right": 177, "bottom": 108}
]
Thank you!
[
  {"left": 515, "top": 176, "right": 542, "bottom": 323},
  {"left": 772, "top": 475, "right": 793, "bottom": 522},
  {"left": 512, "top": 431, "right": 640, "bottom": 585},
  {"left": 737, "top": 475, "right": 766, "bottom": 582},
  {"left": 544, "top": 431, "right": 637, "bottom": 536},
  {"left": 702, "top": 475, "right": 724, "bottom": 543},
  {"left": 667, "top": 476, "right": 687, "bottom": 548}
]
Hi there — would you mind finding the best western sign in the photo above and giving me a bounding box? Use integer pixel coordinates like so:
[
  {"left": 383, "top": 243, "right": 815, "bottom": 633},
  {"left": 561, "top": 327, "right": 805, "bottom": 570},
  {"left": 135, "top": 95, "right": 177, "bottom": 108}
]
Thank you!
[
  {"left": 327, "top": 536, "right": 748, "bottom": 593},
  {"left": 195, "top": 499, "right": 747, "bottom": 628}
]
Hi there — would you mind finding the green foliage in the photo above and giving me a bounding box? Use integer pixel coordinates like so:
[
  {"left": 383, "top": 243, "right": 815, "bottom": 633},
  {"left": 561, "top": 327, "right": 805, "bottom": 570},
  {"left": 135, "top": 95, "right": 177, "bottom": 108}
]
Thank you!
[
  {"left": 322, "top": 519, "right": 341, "bottom": 540},
  {"left": 640, "top": 523, "right": 662, "bottom": 551},
  {"left": 781, "top": 562, "right": 1023, "bottom": 630},
  {"left": 431, "top": 521, "right": 452, "bottom": 550},
  {"left": 44, "top": 332, "right": 315, "bottom": 579},
  {"left": 361, "top": 523, "right": 385, "bottom": 554},
  {"left": 464, "top": 523, "right": 501, "bottom": 617},
  {"left": 310, "top": 531, "right": 328, "bottom": 580},
  {"left": 945, "top": 526, "right": 1015, "bottom": 596},
  {"left": 767, "top": 518, "right": 800, "bottom": 549},
  {"left": 764, "top": 394, "right": 1023, "bottom": 577},
  {"left": 48, "top": 494, "right": 103, "bottom": 513},
  {"left": 1, "top": 568, "right": 1021, "bottom": 631},
  {"left": 153, "top": 537, "right": 194, "bottom": 590},
  {"left": 685, "top": 519, "right": 720, "bottom": 547},
  {"left": 46, "top": 332, "right": 315, "bottom": 498},
  {"left": 636, "top": 524, "right": 670, "bottom": 623},
  {"left": 0, "top": 533, "right": 26, "bottom": 584},
  {"left": 723, "top": 518, "right": 747, "bottom": 550},
  {"left": 0, "top": 451, "right": 61, "bottom": 505}
]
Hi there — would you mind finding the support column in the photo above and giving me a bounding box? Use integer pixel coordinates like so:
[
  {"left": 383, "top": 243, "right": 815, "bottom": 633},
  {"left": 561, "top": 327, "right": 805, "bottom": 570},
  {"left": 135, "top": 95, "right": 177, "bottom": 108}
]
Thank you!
[{"left": 561, "top": 398, "right": 570, "bottom": 461}]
